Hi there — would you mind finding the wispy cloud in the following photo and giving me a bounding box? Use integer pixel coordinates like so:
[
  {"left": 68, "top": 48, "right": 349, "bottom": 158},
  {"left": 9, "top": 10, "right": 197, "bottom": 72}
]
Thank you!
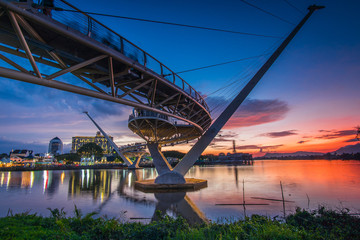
[
  {"left": 209, "top": 98, "right": 290, "bottom": 129},
  {"left": 234, "top": 144, "right": 283, "bottom": 150},
  {"left": 261, "top": 130, "right": 297, "bottom": 138},
  {"left": 210, "top": 131, "right": 239, "bottom": 144},
  {"left": 316, "top": 129, "right": 356, "bottom": 140},
  {"left": 344, "top": 138, "right": 359, "bottom": 143}
]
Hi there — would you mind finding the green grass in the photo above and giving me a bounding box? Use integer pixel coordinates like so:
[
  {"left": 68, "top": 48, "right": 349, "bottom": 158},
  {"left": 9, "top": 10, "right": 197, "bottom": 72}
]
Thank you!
[{"left": 0, "top": 207, "right": 359, "bottom": 240}]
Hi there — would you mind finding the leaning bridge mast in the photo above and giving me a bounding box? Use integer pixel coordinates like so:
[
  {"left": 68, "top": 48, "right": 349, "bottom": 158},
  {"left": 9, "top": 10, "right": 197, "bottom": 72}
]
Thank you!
[{"left": 148, "top": 5, "right": 325, "bottom": 185}]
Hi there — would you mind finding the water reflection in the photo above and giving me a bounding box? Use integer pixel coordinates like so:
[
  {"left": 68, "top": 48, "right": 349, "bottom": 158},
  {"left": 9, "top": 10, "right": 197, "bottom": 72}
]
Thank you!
[
  {"left": 153, "top": 192, "right": 208, "bottom": 225},
  {"left": 68, "top": 170, "right": 112, "bottom": 202},
  {"left": 0, "top": 160, "right": 360, "bottom": 221}
]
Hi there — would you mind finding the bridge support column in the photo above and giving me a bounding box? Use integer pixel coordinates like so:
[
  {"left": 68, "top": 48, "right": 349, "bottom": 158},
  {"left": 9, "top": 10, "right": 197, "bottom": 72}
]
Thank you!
[
  {"left": 128, "top": 154, "right": 143, "bottom": 169},
  {"left": 147, "top": 143, "right": 185, "bottom": 184}
]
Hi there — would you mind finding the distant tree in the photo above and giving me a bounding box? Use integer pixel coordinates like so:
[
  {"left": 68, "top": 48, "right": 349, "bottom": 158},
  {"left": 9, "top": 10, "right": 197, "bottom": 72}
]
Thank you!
[
  {"left": 77, "top": 143, "right": 103, "bottom": 159},
  {"left": 199, "top": 154, "right": 217, "bottom": 161},
  {"left": 56, "top": 153, "right": 80, "bottom": 164},
  {"left": 163, "top": 151, "right": 185, "bottom": 159},
  {"left": 106, "top": 153, "right": 123, "bottom": 163},
  {"left": 0, "top": 153, "right": 9, "bottom": 159}
]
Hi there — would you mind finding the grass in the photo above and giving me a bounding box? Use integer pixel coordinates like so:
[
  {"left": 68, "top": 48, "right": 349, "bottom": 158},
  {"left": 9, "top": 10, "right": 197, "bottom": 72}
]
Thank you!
[{"left": 0, "top": 207, "right": 359, "bottom": 240}]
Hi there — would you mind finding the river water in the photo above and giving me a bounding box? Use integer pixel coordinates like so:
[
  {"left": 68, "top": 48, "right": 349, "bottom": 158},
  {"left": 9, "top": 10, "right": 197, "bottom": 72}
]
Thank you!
[{"left": 1, "top": 160, "right": 359, "bottom": 223}]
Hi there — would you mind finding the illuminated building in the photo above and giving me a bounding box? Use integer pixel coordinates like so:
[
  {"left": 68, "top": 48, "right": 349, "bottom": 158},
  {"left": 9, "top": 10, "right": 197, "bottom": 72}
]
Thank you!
[
  {"left": 0, "top": 157, "right": 12, "bottom": 167},
  {"left": 48, "top": 137, "right": 63, "bottom": 156},
  {"left": 71, "top": 131, "right": 113, "bottom": 154},
  {"left": 10, "top": 149, "right": 33, "bottom": 163}
]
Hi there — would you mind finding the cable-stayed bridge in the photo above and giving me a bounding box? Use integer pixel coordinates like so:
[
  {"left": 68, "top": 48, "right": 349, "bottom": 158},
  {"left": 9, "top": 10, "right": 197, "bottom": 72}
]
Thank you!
[{"left": 0, "top": 0, "right": 323, "bottom": 188}]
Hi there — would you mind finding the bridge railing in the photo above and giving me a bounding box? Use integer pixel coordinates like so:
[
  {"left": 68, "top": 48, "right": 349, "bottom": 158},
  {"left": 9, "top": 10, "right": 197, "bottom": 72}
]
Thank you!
[
  {"left": 129, "top": 109, "right": 170, "bottom": 122},
  {"left": 21, "top": 0, "right": 209, "bottom": 112}
]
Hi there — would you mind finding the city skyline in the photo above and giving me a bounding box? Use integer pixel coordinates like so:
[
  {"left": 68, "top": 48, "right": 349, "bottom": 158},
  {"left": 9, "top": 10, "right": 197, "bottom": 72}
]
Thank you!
[{"left": 0, "top": 0, "right": 359, "bottom": 156}]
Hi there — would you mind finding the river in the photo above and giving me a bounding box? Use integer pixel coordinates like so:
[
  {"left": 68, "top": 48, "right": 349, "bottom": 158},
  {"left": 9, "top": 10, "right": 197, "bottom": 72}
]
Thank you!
[{"left": 1, "top": 160, "right": 359, "bottom": 223}]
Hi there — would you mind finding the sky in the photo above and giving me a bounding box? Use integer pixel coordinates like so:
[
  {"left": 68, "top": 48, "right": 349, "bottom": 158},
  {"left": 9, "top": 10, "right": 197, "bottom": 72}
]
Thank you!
[{"left": 0, "top": 0, "right": 359, "bottom": 156}]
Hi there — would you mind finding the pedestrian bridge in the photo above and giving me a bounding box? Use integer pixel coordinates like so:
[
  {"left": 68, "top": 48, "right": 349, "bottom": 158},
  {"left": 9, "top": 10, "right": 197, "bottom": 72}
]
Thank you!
[{"left": 0, "top": 0, "right": 323, "bottom": 187}]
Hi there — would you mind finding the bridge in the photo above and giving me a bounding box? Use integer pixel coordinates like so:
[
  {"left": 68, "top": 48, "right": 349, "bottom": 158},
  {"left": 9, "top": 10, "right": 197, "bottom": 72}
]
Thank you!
[{"left": 0, "top": 0, "right": 323, "bottom": 188}]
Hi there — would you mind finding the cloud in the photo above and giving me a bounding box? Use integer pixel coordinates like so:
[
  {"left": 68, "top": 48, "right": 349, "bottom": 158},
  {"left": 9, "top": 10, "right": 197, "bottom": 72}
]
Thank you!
[
  {"left": 217, "top": 131, "right": 239, "bottom": 139},
  {"left": 344, "top": 138, "right": 359, "bottom": 143},
  {"left": 208, "top": 144, "right": 229, "bottom": 150},
  {"left": 0, "top": 74, "right": 129, "bottom": 118},
  {"left": 210, "top": 131, "right": 239, "bottom": 144},
  {"left": 234, "top": 144, "right": 283, "bottom": 151},
  {"left": 318, "top": 130, "right": 332, "bottom": 133},
  {"left": 208, "top": 98, "right": 289, "bottom": 129},
  {"left": 0, "top": 137, "right": 47, "bottom": 154},
  {"left": 297, "top": 140, "right": 308, "bottom": 144},
  {"left": 261, "top": 130, "right": 297, "bottom": 138},
  {"left": 316, "top": 129, "right": 356, "bottom": 140}
]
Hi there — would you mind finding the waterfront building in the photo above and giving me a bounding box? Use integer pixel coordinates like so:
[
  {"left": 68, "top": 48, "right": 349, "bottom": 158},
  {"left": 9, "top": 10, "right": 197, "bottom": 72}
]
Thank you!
[
  {"left": 0, "top": 157, "right": 12, "bottom": 167},
  {"left": 48, "top": 137, "right": 63, "bottom": 156},
  {"left": 71, "top": 131, "right": 113, "bottom": 154},
  {"left": 80, "top": 156, "right": 95, "bottom": 166},
  {"left": 218, "top": 140, "right": 253, "bottom": 162},
  {"left": 10, "top": 149, "right": 34, "bottom": 163},
  {"left": 218, "top": 152, "right": 253, "bottom": 161},
  {"left": 37, "top": 153, "right": 56, "bottom": 165}
]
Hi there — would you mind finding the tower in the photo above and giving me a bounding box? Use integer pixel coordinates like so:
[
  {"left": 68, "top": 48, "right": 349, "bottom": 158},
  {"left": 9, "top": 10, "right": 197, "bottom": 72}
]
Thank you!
[{"left": 48, "top": 137, "right": 63, "bottom": 156}]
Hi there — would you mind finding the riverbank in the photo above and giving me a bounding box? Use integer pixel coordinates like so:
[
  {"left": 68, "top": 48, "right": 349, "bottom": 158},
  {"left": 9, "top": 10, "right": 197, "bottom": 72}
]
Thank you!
[
  {"left": 0, "top": 207, "right": 359, "bottom": 240},
  {"left": 0, "top": 163, "right": 127, "bottom": 172},
  {"left": 0, "top": 160, "right": 254, "bottom": 172}
]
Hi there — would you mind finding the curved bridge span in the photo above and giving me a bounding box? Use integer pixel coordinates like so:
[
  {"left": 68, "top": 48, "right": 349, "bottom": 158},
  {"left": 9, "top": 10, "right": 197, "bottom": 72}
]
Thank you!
[{"left": 0, "top": 0, "right": 211, "bottom": 143}]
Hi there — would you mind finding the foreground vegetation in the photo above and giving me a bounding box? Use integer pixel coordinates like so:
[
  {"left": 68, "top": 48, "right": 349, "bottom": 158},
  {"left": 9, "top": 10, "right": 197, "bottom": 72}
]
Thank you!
[{"left": 0, "top": 207, "right": 359, "bottom": 240}]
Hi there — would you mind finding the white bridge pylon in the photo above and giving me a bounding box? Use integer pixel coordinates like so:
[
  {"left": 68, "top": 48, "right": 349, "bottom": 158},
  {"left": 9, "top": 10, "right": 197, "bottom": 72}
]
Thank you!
[
  {"left": 133, "top": 5, "right": 324, "bottom": 184},
  {"left": 84, "top": 111, "right": 145, "bottom": 169}
]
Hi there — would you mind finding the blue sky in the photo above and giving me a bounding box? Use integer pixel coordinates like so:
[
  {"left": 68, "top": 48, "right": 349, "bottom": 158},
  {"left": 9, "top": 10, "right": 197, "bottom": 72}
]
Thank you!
[{"left": 0, "top": 0, "right": 359, "bottom": 155}]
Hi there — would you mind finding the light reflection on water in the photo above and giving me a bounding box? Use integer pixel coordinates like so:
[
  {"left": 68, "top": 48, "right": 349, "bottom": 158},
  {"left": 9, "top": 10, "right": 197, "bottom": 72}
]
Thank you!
[{"left": 0, "top": 160, "right": 359, "bottom": 222}]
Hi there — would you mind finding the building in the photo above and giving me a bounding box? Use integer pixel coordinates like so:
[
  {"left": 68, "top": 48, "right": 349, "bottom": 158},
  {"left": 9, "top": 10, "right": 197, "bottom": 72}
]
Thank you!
[
  {"left": 71, "top": 131, "right": 113, "bottom": 154},
  {"left": 0, "top": 157, "right": 12, "bottom": 167},
  {"left": 218, "top": 140, "right": 252, "bottom": 161},
  {"left": 48, "top": 137, "right": 63, "bottom": 156},
  {"left": 9, "top": 149, "right": 34, "bottom": 163},
  {"left": 218, "top": 152, "right": 253, "bottom": 161}
]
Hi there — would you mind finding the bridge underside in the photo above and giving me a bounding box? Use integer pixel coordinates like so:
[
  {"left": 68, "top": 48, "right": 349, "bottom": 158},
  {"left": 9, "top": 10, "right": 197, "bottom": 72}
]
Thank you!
[
  {"left": 128, "top": 117, "right": 201, "bottom": 144},
  {"left": 0, "top": 0, "right": 211, "bottom": 142}
]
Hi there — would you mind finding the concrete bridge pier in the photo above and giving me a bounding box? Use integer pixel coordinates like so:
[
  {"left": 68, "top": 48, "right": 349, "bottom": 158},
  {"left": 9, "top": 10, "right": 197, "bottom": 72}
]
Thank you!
[
  {"left": 127, "top": 154, "right": 143, "bottom": 169},
  {"left": 147, "top": 143, "right": 186, "bottom": 184}
]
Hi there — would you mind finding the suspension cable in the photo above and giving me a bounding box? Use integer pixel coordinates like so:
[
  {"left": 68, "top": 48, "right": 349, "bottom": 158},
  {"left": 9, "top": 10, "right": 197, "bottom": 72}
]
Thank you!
[
  {"left": 55, "top": 8, "right": 283, "bottom": 39},
  {"left": 205, "top": 37, "right": 282, "bottom": 117},
  {"left": 282, "top": 0, "right": 305, "bottom": 15},
  {"left": 240, "top": 0, "right": 295, "bottom": 25},
  {"left": 173, "top": 54, "right": 269, "bottom": 75}
]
